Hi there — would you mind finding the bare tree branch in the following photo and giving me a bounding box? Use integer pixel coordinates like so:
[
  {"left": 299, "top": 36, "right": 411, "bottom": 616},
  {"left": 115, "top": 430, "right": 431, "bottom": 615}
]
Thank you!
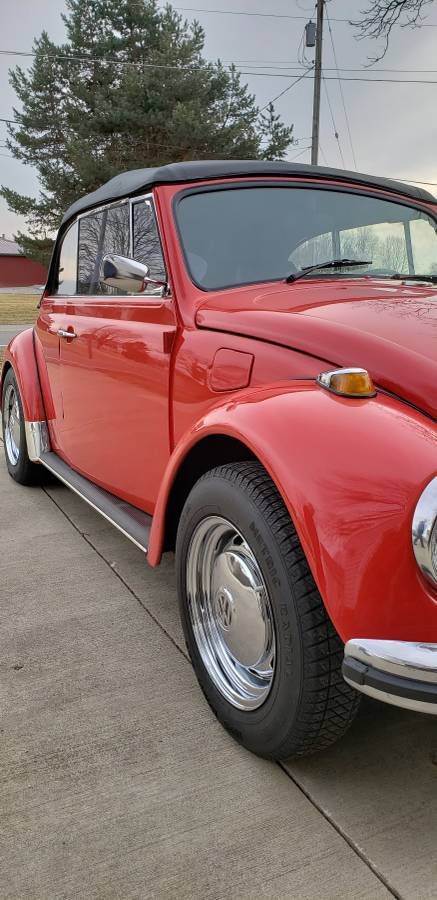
[{"left": 352, "top": 0, "right": 434, "bottom": 61}]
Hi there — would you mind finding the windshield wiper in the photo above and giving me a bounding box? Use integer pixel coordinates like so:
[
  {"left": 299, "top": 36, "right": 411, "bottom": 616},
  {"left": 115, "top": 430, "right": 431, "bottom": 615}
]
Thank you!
[
  {"left": 285, "top": 258, "right": 372, "bottom": 284},
  {"left": 389, "top": 273, "right": 437, "bottom": 285}
]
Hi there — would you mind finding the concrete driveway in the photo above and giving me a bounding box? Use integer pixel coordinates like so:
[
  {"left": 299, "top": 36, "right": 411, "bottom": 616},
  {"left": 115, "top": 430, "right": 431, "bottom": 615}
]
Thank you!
[
  {"left": 1, "top": 453, "right": 437, "bottom": 899},
  {"left": 0, "top": 324, "right": 32, "bottom": 346}
]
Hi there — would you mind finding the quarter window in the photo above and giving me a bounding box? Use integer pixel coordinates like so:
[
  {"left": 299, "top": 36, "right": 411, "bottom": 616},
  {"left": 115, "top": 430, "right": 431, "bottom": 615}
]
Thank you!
[
  {"left": 78, "top": 202, "right": 130, "bottom": 295},
  {"left": 56, "top": 220, "right": 78, "bottom": 295},
  {"left": 132, "top": 199, "right": 166, "bottom": 286}
]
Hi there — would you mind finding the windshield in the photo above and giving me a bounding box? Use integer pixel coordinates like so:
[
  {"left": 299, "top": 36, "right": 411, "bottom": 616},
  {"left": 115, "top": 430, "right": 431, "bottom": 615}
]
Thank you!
[{"left": 175, "top": 185, "right": 437, "bottom": 291}]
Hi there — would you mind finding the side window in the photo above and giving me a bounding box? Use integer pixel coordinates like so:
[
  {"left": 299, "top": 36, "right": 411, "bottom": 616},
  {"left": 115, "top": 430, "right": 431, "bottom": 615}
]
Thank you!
[
  {"left": 133, "top": 199, "right": 166, "bottom": 287},
  {"left": 56, "top": 220, "right": 78, "bottom": 295},
  {"left": 78, "top": 202, "right": 130, "bottom": 295}
]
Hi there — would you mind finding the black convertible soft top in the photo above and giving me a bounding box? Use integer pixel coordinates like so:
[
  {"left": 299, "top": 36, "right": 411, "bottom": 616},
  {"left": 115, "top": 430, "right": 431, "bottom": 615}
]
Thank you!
[{"left": 61, "top": 159, "right": 435, "bottom": 226}]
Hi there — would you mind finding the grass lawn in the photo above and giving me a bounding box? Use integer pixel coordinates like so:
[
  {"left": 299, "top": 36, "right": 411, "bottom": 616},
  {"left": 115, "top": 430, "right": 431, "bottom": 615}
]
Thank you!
[{"left": 0, "top": 292, "right": 40, "bottom": 325}]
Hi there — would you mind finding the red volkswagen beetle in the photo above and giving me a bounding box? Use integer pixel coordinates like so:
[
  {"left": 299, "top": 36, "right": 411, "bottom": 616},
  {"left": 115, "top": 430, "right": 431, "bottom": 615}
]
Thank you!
[{"left": 2, "top": 160, "right": 437, "bottom": 759}]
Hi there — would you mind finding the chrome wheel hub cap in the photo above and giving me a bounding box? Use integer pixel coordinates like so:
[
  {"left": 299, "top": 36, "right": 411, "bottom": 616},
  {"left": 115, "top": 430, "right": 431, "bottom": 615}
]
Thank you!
[
  {"left": 3, "top": 384, "right": 21, "bottom": 466},
  {"left": 186, "top": 516, "right": 276, "bottom": 710}
]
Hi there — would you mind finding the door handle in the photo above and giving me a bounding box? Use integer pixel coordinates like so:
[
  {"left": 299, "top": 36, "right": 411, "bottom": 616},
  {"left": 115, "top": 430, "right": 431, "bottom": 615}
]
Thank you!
[{"left": 57, "top": 329, "right": 77, "bottom": 339}]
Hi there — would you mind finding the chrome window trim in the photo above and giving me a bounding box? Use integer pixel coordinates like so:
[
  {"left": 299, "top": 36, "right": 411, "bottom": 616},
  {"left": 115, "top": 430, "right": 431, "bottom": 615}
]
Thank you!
[
  {"left": 412, "top": 476, "right": 437, "bottom": 586},
  {"left": 55, "top": 192, "right": 169, "bottom": 299},
  {"left": 75, "top": 196, "right": 130, "bottom": 223},
  {"left": 130, "top": 192, "right": 169, "bottom": 296}
]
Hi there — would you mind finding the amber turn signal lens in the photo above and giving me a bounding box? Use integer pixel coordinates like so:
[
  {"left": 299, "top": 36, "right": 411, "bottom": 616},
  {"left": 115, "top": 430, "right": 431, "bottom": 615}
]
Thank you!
[{"left": 317, "top": 368, "right": 376, "bottom": 398}]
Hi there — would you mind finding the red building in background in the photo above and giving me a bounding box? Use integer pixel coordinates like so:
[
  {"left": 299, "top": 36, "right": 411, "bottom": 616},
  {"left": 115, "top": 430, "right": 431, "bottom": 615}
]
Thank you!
[{"left": 0, "top": 237, "right": 47, "bottom": 287}]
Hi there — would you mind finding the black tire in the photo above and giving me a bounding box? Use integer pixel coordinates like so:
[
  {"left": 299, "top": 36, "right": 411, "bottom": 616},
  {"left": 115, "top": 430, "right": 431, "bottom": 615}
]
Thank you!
[
  {"left": 1, "top": 367, "right": 41, "bottom": 485},
  {"left": 176, "top": 461, "right": 360, "bottom": 760}
]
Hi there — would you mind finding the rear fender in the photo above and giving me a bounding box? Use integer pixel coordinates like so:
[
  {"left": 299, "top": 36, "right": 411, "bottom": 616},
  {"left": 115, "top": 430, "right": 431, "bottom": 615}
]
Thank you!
[
  {"left": 149, "top": 382, "right": 437, "bottom": 643},
  {"left": 1, "top": 328, "right": 46, "bottom": 422}
]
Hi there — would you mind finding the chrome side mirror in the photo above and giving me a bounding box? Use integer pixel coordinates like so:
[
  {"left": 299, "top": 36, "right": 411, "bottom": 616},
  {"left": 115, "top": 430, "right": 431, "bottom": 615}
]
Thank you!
[{"left": 101, "top": 255, "right": 167, "bottom": 294}]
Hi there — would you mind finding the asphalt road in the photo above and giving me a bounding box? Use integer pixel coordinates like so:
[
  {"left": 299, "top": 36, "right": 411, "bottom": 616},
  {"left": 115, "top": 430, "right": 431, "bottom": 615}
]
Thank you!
[
  {"left": 1, "top": 452, "right": 437, "bottom": 899},
  {"left": 0, "top": 324, "right": 32, "bottom": 345}
]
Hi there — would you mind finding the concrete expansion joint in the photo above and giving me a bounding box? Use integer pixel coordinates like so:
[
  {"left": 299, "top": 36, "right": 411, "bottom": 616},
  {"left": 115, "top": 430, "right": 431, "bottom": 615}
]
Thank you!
[{"left": 278, "top": 762, "right": 401, "bottom": 899}]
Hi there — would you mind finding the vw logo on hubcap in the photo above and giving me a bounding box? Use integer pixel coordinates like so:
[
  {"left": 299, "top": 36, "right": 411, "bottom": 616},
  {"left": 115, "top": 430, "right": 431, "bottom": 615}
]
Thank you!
[{"left": 215, "top": 588, "right": 234, "bottom": 631}]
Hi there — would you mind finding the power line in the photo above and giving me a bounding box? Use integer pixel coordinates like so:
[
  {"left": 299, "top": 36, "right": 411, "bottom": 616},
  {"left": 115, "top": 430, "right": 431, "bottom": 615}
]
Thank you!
[
  {"left": 325, "top": 8, "right": 357, "bottom": 170},
  {"left": 0, "top": 47, "right": 264, "bottom": 72},
  {"left": 241, "top": 70, "right": 437, "bottom": 84},
  {"left": 392, "top": 177, "right": 437, "bottom": 186},
  {"left": 225, "top": 63, "right": 437, "bottom": 73},
  {"left": 164, "top": 5, "right": 351, "bottom": 22},
  {"left": 167, "top": 5, "right": 437, "bottom": 26},
  {"left": 319, "top": 142, "right": 329, "bottom": 166},
  {"left": 245, "top": 73, "right": 437, "bottom": 84},
  {"left": 288, "top": 146, "right": 312, "bottom": 161},
  {"left": 3, "top": 48, "right": 437, "bottom": 84},
  {"left": 322, "top": 74, "right": 346, "bottom": 168},
  {"left": 0, "top": 47, "right": 311, "bottom": 78},
  {"left": 259, "top": 67, "right": 313, "bottom": 112},
  {"left": 221, "top": 62, "right": 437, "bottom": 72}
]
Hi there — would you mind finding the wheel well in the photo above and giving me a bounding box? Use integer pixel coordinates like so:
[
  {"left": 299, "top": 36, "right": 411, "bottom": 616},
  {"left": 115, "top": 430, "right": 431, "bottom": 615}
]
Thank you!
[{"left": 163, "top": 435, "right": 256, "bottom": 552}]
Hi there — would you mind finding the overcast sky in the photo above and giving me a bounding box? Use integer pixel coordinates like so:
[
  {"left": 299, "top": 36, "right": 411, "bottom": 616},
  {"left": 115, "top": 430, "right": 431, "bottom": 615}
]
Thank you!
[{"left": 1, "top": 0, "right": 437, "bottom": 237}]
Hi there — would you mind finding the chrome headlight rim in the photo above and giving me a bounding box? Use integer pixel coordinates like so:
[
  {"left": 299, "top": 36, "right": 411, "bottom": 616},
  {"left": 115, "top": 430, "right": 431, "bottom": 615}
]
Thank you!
[{"left": 412, "top": 476, "right": 437, "bottom": 587}]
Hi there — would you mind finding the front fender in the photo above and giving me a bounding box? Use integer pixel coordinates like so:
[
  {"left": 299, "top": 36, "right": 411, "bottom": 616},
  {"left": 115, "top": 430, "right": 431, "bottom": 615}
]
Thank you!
[
  {"left": 149, "top": 382, "right": 437, "bottom": 643},
  {"left": 1, "top": 328, "right": 46, "bottom": 423}
]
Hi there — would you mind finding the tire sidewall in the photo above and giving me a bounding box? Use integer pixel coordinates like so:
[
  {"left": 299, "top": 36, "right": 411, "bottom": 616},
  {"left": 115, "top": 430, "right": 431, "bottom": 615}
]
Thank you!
[
  {"left": 2, "top": 369, "right": 30, "bottom": 481},
  {"left": 176, "top": 469, "right": 305, "bottom": 757}
]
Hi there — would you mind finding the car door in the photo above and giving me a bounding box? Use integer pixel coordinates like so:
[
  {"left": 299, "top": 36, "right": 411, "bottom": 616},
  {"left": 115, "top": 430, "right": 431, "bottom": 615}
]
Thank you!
[{"left": 56, "top": 195, "right": 177, "bottom": 512}]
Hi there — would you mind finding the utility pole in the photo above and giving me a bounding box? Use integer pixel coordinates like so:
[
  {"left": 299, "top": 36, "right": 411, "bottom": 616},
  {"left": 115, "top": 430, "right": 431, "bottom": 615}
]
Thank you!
[{"left": 311, "top": 0, "right": 324, "bottom": 165}]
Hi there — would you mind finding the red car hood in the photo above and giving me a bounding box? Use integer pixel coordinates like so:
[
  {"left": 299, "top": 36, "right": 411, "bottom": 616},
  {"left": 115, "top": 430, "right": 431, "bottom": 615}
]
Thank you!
[{"left": 196, "top": 278, "right": 437, "bottom": 419}]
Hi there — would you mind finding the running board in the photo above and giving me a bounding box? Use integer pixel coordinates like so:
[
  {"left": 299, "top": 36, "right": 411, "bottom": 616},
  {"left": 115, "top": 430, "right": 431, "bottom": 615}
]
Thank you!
[{"left": 40, "top": 451, "right": 152, "bottom": 553}]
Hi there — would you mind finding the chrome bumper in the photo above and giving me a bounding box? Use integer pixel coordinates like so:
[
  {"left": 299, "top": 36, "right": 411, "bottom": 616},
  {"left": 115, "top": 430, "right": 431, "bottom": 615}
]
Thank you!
[
  {"left": 343, "top": 638, "right": 437, "bottom": 715},
  {"left": 24, "top": 419, "right": 50, "bottom": 461}
]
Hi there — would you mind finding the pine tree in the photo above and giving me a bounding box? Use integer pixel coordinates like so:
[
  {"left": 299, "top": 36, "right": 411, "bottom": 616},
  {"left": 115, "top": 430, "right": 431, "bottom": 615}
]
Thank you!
[{"left": 2, "top": 0, "right": 294, "bottom": 263}]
